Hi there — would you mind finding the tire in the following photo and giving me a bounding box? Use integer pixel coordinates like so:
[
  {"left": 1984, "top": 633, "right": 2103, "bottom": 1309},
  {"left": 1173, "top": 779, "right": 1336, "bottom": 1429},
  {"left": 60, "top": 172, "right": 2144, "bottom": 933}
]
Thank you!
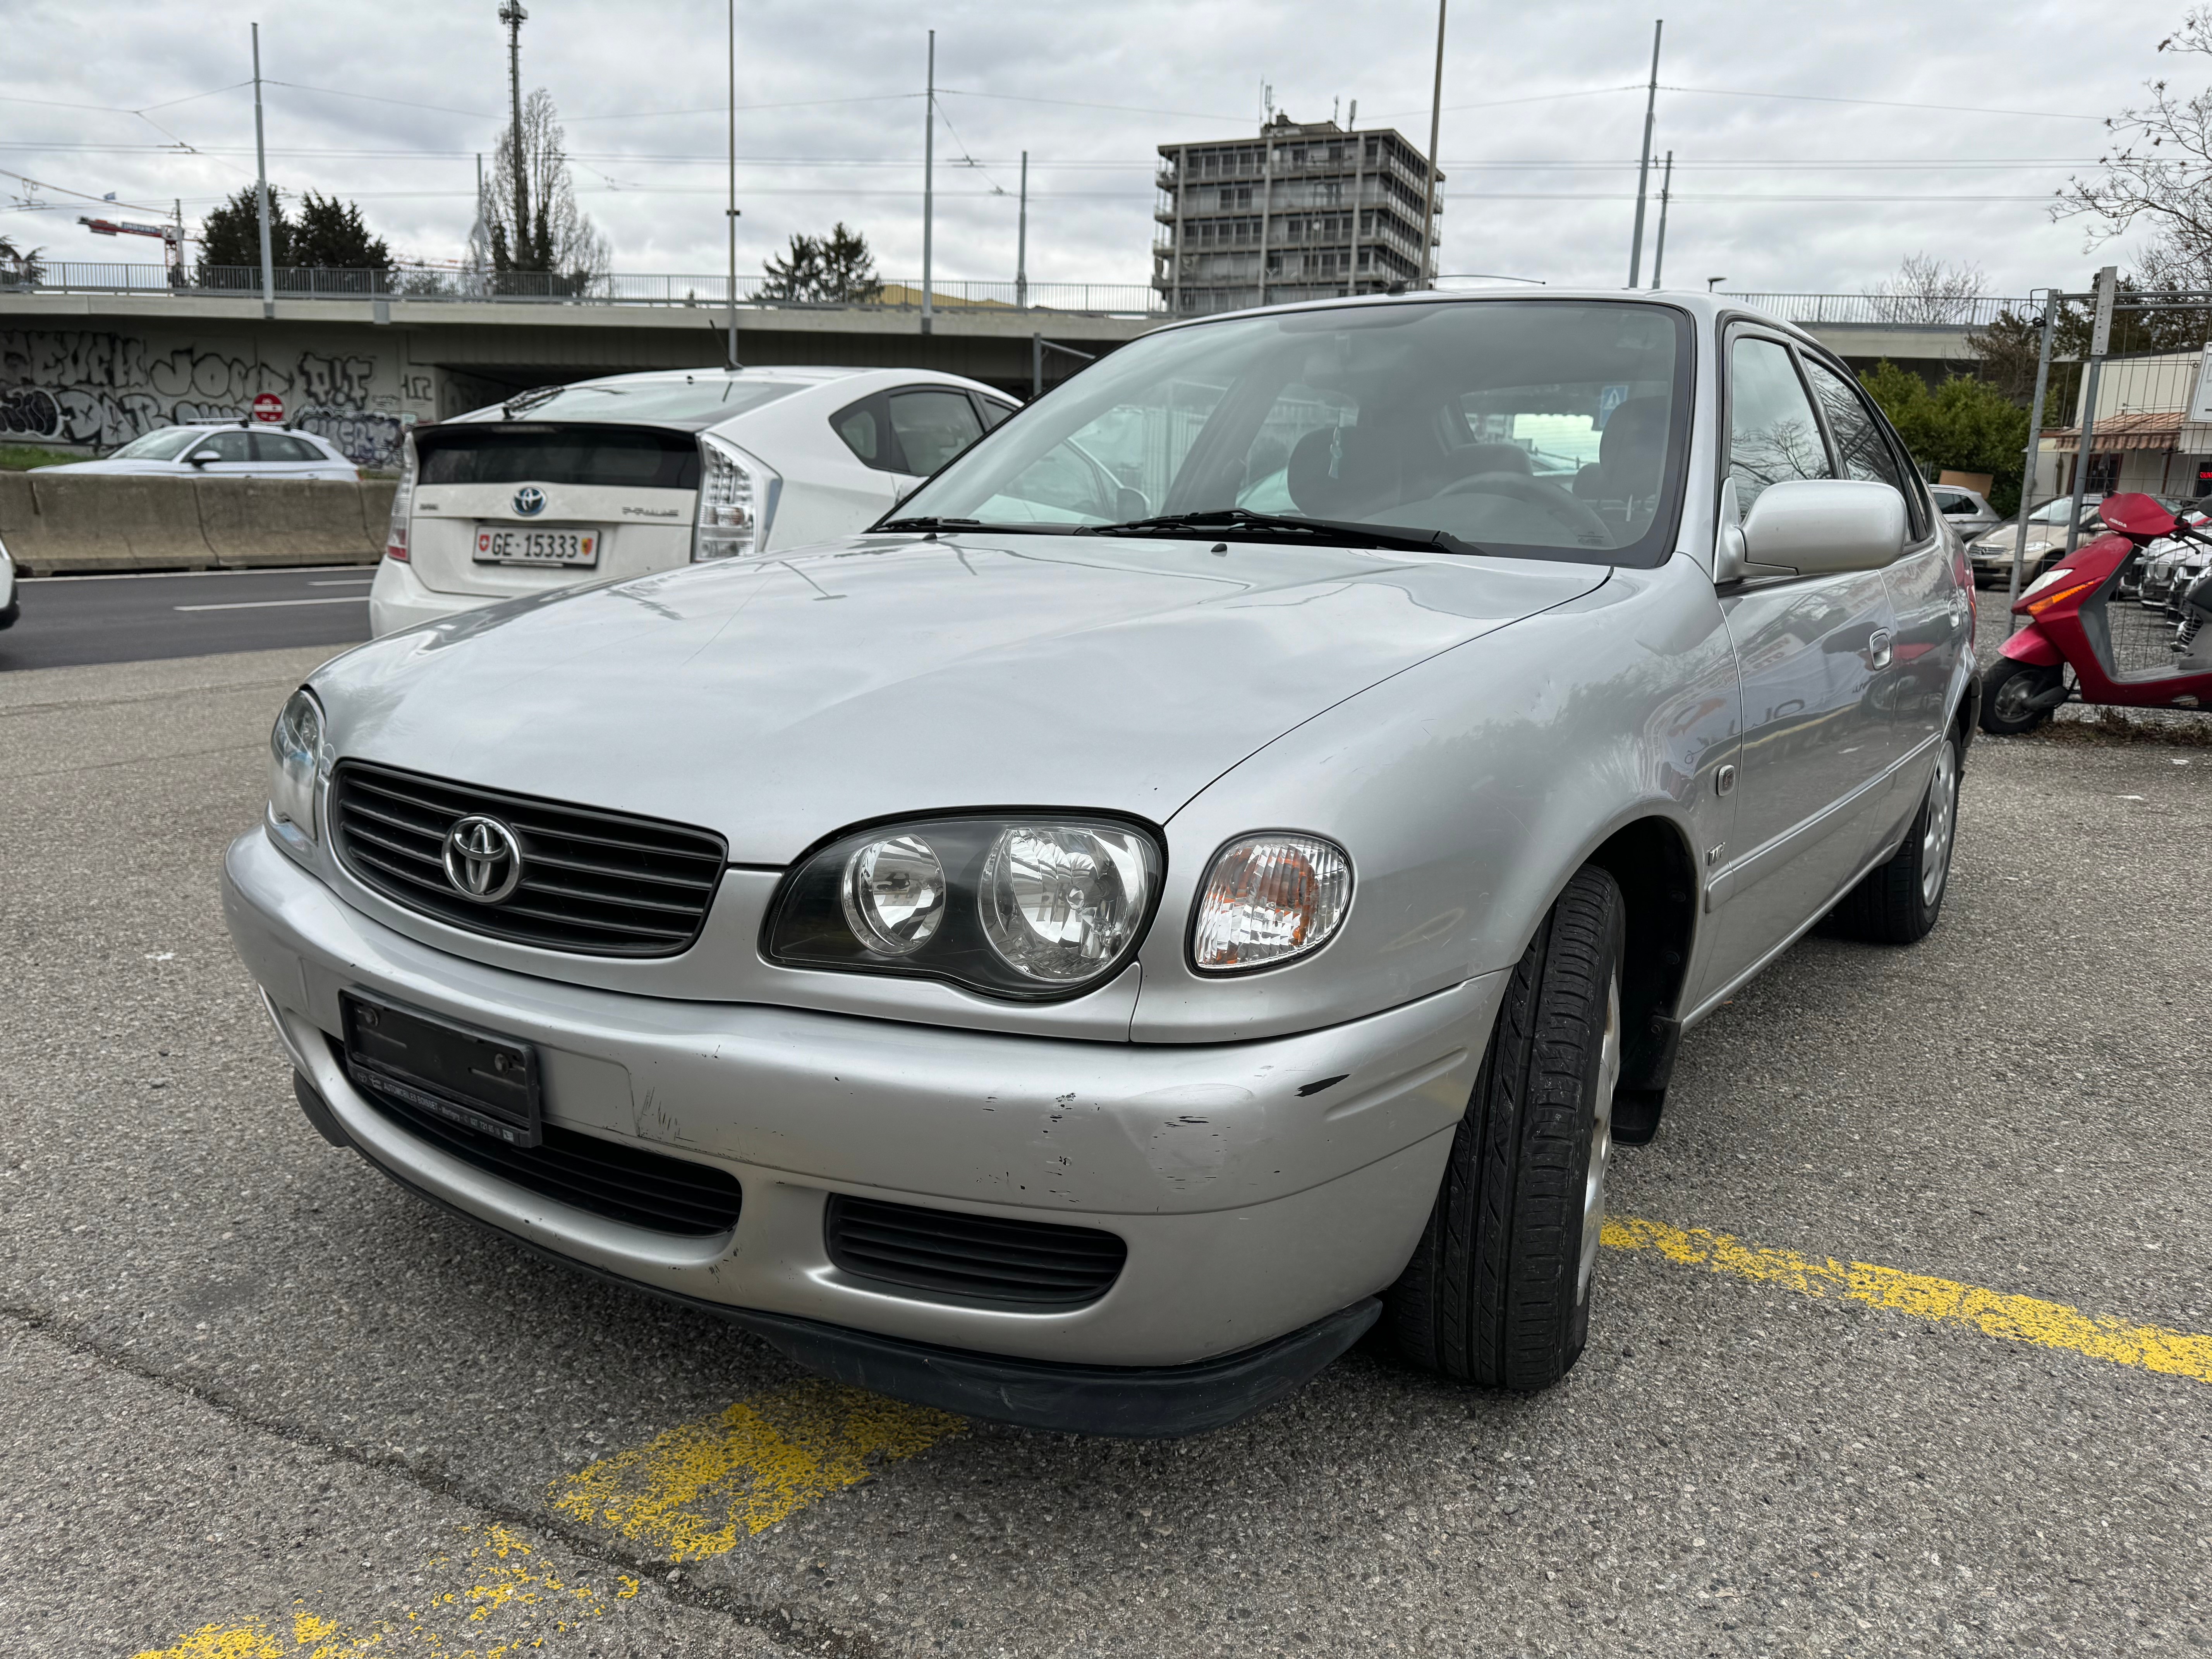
[
  {"left": 1385, "top": 866, "right": 1624, "bottom": 1391},
  {"left": 1826, "top": 731, "right": 1960, "bottom": 945},
  {"left": 1978, "top": 658, "right": 2062, "bottom": 735}
]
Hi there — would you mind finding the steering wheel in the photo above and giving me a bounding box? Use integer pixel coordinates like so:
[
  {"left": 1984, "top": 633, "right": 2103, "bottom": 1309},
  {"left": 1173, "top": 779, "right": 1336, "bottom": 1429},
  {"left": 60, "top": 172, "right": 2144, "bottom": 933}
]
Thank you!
[{"left": 1435, "top": 470, "right": 1614, "bottom": 543}]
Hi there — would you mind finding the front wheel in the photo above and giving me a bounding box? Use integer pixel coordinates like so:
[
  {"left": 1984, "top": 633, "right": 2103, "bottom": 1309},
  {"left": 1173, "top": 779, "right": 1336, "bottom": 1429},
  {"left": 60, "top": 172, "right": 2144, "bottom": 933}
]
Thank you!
[
  {"left": 1385, "top": 866, "right": 1624, "bottom": 1391},
  {"left": 1978, "top": 658, "right": 2063, "bottom": 736}
]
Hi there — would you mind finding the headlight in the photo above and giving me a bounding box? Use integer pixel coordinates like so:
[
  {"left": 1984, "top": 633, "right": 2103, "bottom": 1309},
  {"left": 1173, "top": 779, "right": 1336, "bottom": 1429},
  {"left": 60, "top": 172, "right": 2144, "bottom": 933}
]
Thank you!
[
  {"left": 1190, "top": 833, "right": 1352, "bottom": 972},
  {"left": 267, "top": 687, "right": 325, "bottom": 850},
  {"left": 2020, "top": 565, "right": 2074, "bottom": 599},
  {"left": 766, "top": 815, "right": 1161, "bottom": 1000},
  {"left": 693, "top": 430, "right": 781, "bottom": 561}
]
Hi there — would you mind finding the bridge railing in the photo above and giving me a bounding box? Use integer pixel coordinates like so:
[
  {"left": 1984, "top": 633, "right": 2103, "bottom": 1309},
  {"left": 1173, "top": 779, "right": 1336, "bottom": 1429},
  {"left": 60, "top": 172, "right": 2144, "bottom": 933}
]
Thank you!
[
  {"left": 1721, "top": 292, "right": 2034, "bottom": 328},
  {"left": 0, "top": 262, "right": 1162, "bottom": 317}
]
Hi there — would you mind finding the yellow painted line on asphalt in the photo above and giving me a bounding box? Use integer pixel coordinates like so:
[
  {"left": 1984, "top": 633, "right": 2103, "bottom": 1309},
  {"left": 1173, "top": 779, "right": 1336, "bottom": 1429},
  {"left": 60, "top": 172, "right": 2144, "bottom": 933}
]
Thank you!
[
  {"left": 133, "top": 1380, "right": 963, "bottom": 1656},
  {"left": 132, "top": 1524, "right": 640, "bottom": 1657},
  {"left": 1604, "top": 1216, "right": 2212, "bottom": 1383},
  {"left": 551, "top": 1377, "right": 967, "bottom": 1561}
]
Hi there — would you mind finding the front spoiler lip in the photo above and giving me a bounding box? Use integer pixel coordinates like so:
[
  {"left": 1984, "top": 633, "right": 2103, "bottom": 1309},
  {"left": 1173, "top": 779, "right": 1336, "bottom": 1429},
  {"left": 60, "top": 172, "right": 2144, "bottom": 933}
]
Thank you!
[{"left": 312, "top": 1068, "right": 1378, "bottom": 1438}]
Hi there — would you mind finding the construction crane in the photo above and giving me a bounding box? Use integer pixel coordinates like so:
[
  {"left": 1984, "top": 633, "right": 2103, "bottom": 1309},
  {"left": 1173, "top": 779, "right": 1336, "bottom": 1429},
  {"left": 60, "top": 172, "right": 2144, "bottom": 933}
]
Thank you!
[{"left": 78, "top": 211, "right": 185, "bottom": 279}]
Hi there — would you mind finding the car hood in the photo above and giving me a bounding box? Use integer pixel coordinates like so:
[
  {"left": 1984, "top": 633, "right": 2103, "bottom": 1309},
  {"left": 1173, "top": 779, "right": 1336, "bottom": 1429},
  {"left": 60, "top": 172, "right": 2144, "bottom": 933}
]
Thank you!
[{"left": 318, "top": 533, "right": 1608, "bottom": 863}]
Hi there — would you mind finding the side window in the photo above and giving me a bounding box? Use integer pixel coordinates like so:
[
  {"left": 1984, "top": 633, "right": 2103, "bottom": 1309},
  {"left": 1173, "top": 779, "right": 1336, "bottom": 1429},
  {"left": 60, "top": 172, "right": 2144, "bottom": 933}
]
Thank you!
[
  {"left": 975, "top": 397, "right": 1016, "bottom": 430},
  {"left": 1802, "top": 359, "right": 1912, "bottom": 497},
  {"left": 253, "top": 433, "right": 317, "bottom": 462},
  {"left": 887, "top": 389, "right": 984, "bottom": 476},
  {"left": 192, "top": 431, "right": 253, "bottom": 463},
  {"left": 832, "top": 397, "right": 886, "bottom": 469},
  {"left": 1728, "top": 338, "right": 1831, "bottom": 514}
]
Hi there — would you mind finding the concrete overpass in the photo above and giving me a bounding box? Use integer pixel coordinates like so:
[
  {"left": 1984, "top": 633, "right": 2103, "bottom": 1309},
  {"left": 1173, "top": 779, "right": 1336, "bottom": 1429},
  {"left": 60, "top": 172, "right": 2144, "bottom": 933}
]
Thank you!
[{"left": 0, "top": 290, "right": 1159, "bottom": 470}]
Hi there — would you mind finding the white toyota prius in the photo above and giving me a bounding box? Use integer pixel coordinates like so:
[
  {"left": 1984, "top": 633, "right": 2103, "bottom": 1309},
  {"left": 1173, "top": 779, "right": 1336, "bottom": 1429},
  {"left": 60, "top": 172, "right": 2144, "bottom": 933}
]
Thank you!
[{"left": 369, "top": 366, "right": 1018, "bottom": 636}]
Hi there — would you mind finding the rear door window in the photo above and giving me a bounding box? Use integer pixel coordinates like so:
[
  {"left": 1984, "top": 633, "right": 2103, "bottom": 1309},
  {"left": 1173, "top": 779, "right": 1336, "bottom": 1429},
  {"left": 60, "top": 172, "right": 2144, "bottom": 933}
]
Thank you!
[
  {"left": 252, "top": 433, "right": 321, "bottom": 463},
  {"left": 887, "top": 389, "right": 984, "bottom": 476},
  {"left": 1728, "top": 338, "right": 1831, "bottom": 514}
]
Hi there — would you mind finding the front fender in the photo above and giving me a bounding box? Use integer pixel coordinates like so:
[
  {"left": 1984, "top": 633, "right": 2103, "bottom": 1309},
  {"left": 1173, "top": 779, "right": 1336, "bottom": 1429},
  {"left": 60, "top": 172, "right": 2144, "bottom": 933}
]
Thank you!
[
  {"left": 1131, "top": 553, "right": 1736, "bottom": 1043},
  {"left": 1999, "top": 625, "right": 2064, "bottom": 666}
]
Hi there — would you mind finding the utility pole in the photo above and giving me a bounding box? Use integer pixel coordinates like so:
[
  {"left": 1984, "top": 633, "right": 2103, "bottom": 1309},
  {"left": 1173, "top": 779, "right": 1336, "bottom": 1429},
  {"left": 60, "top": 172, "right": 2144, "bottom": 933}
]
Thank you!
[
  {"left": 500, "top": 0, "right": 529, "bottom": 271},
  {"left": 1627, "top": 19, "right": 1662, "bottom": 287},
  {"left": 921, "top": 30, "right": 935, "bottom": 335},
  {"left": 1016, "top": 149, "right": 1028, "bottom": 309},
  {"left": 1649, "top": 149, "right": 1673, "bottom": 289},
  {"left": 251, "top": 22, "right": 274, "bottom": 318},
  {"left": 726, "top": 0, "right": 740, "bottom": 368},
  {"left": 1417, "top": 0, "right": 1448, "bottom": 288}
]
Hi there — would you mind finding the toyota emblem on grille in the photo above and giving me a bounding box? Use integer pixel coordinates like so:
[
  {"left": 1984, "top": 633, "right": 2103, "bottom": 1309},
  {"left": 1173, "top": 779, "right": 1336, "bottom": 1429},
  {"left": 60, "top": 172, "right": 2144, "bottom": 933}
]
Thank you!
[
  {"left": 512, "top": 486, "right": 546, "bottom": 517},
  {"left": 443, "top": 814, "right": 524, "bottom": 902}
]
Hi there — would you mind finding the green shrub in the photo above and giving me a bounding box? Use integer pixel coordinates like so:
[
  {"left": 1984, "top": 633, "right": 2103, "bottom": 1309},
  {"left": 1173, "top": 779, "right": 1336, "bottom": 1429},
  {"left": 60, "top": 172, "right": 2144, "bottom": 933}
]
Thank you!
[
  {"left": 0, "top": 444, "right": 79, "bottom": 471},
  {"left": 1860, "top": 361, "right": 2031, "bottom": 517}
]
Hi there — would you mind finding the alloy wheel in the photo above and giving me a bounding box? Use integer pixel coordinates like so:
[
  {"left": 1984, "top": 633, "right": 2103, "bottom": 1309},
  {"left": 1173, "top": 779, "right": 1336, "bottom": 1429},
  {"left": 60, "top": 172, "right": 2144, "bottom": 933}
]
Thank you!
[
  {"left": 1577, "top": 969, "right": 1621, "bottom": 1304},
  {"left": 1920, "top": 740, "right": 1959, "bottom": 909}
]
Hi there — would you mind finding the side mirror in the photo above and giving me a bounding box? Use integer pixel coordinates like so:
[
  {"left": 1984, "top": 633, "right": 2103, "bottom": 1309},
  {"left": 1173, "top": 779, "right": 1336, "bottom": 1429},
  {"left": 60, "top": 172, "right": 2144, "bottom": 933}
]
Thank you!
[
  {"left": 187, "top": 451, "right": 215, "bottom": 467},
  {"left": 1734, "top": 479, "right": 1906, "bottom": 577},
  {"left": 1113, "top": 485, "right": 1151, "bottom": 522}
]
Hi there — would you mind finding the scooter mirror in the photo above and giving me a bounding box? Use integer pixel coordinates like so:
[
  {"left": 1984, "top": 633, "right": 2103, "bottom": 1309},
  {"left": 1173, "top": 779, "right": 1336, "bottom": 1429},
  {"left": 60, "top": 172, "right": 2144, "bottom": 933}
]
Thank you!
[{"left": 2099, "top": 492, "right": 2176, "bottom": 539}]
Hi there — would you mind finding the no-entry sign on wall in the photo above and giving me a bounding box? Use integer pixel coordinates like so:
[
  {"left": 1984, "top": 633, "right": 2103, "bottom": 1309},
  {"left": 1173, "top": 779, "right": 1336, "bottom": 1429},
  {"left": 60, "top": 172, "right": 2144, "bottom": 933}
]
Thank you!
[{"left": 251, "top": 392, "right": 284, "bottom": 423}]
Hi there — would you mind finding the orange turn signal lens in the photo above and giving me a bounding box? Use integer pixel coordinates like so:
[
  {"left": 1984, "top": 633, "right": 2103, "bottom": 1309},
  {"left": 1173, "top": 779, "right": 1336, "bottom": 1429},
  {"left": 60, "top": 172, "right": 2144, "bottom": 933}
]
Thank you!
[{"left": 2024, "top": 580, "right": 2096, "bottom": 617}]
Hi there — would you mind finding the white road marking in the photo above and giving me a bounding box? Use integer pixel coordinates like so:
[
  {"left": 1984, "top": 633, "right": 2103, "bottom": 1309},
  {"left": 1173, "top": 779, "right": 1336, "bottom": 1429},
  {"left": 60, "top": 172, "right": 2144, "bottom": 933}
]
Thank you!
[
  {"left": 171, "top": 596, "right": 370, "bottom": 613},
  {"left": 309, "top": 579, "right": 374, "bottom": 587}
]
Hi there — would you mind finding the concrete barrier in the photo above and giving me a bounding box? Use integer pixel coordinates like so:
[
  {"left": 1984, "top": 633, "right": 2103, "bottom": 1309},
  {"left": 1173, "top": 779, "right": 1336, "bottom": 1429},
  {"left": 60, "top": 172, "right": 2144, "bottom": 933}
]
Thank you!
[
  {"left": 0, "top": 473, "right": 388, "bottom": 574},
  {"left": 196, "top": 479, "right": 382, "bottom": 568},
  {"left": 19, "top": 474, "right": 216, "bottom": 574}
]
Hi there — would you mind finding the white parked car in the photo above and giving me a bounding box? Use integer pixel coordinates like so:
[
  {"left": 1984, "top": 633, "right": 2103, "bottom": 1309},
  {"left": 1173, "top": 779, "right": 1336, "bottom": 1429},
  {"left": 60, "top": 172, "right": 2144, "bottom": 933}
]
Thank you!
[
  {"left": 39, "top": 421, "right": 361, "bottom": 482},
  {"left": 1927, "top": 483, "right": 1998, "bottom": 540},
  {"left": 368, "top": 366, "right": 1017, "bottom": 637}
]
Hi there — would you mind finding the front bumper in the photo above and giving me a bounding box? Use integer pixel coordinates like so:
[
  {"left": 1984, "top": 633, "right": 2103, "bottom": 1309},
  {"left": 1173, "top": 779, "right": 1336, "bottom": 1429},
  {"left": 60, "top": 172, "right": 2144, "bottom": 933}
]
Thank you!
[{"left": 225, "top": 828, "right": 1495, "bottom": 1423}]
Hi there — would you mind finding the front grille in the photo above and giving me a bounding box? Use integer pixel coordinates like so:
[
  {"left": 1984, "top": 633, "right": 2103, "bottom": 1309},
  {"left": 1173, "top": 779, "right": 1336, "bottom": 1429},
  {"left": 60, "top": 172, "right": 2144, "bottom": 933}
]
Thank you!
[
  {"left": 330, "top": 761, "right": 726, "bottom": 957},
  {"left": 824, "top": 1194, "right": 1127, "bottom": 1308},
  {"left": 351, "top": 1063, "right": 744, "bottom": 1236}
]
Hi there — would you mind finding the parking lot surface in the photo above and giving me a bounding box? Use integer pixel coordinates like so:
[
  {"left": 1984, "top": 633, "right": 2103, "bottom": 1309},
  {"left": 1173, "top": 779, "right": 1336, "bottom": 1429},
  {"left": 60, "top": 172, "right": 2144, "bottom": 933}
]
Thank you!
[{"left": 1, "top": 642, "right": 2207, "bottom": 1657}]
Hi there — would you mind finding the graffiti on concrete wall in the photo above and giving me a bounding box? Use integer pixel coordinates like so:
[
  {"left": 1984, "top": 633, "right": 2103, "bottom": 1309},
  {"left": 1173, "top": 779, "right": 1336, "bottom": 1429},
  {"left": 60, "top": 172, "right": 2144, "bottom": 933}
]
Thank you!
[{"left": 0, "top": 330, "right": 405, "bottom": 467}]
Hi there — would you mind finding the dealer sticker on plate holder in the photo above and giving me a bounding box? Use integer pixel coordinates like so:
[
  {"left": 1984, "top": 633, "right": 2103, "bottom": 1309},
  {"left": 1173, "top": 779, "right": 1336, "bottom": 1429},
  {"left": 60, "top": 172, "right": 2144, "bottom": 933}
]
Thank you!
[{"left": 475, "top": 525, "right": 601, "bottom": 567}]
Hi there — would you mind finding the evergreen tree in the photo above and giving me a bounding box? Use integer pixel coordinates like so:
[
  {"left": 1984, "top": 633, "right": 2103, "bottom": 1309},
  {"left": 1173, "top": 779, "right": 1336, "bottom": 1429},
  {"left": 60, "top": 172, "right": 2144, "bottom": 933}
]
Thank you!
[
  {"left": 760, "top": 223, "right": 881, "bottom": 304},
  {"left": 293, "top": 192, "right": 392, "bottom": 271},
  {"left": 197, "top": 186, "right": 292, "bottom": 272}
]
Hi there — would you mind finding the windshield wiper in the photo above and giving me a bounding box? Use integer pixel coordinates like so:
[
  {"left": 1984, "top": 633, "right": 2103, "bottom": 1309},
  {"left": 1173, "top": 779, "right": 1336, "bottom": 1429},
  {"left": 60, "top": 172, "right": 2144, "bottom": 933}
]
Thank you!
[
  {"left": 875, "top": 515, "right": 1066, "bottom": 535},
  {"left": 1074, "top": 508, "right": 1484, "bottom": 556}
]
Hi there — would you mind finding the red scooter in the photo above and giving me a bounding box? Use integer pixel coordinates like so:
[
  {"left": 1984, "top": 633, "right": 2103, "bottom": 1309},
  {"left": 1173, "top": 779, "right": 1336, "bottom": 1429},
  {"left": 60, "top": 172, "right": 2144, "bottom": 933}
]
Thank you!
[{"left": 1979, "top": 492, "right": 2212, "bottom": 734}]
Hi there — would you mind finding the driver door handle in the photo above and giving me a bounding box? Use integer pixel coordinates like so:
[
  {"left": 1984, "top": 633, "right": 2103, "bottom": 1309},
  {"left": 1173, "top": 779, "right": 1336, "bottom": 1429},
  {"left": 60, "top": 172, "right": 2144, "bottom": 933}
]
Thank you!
[{"left": 1869, "top": 629, "right": 1894, "bottom": 670}]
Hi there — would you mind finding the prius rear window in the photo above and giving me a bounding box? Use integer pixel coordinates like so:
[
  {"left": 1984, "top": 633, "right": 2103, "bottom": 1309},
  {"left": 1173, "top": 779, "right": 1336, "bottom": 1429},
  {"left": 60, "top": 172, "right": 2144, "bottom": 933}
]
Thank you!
[{"left": 415, "top": 424, "right": 702, "bottom": 489}]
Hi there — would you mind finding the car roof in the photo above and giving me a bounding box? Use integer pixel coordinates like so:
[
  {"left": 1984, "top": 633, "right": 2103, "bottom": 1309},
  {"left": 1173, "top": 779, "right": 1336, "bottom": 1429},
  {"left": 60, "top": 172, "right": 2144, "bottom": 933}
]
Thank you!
[{"left": 1145, "top": 284, "right": 1831, "bottom": 356}]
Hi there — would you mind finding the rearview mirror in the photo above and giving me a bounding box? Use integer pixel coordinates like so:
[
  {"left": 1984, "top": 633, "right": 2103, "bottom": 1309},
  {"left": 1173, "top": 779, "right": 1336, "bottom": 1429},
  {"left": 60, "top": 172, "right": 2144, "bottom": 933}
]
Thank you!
[
  {"left": 187, "top": 451, "right": 215, "bottom": 467},
  {"left": 1734, "top": 479, "right": 1906, "bottom": 578}
]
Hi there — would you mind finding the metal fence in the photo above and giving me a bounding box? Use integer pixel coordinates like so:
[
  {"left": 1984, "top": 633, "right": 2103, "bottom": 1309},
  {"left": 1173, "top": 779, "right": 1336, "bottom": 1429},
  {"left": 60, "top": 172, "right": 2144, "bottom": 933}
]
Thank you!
[
  {"left": 1722, "top": 292, "right": 2033, "bottom": 329},
  {"left": 0, "top": 261, "right": 1160, "bottom": 316}
]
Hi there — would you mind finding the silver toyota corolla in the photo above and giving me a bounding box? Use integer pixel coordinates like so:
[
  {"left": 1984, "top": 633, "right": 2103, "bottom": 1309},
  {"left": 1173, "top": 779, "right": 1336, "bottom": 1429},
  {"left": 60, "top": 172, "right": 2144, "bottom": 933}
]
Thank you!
[{"left": 223, "top": 291, "right": 1976, "bottom": 1436}]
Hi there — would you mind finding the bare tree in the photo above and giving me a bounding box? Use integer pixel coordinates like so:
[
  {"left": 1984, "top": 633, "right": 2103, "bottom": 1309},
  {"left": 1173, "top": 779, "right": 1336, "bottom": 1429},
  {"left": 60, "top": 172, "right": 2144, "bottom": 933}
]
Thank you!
[
  {"left": 1865, "top": 252, "right": 1989, "bottom": 324},
  {"left": 477, "top": 88, "right": 611, "bottom": 294},
  {"left": 2054, "top": 10, "right": 2212, "bottom": 288}
]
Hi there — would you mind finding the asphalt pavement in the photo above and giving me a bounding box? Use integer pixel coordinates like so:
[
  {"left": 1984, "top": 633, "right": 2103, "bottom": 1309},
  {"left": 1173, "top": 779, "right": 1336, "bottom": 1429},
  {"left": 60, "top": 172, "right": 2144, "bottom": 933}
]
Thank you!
[
  {"left": 0, "top": 566, "right": 374, "bottom": 673},
  {"left": 0, "top": 643, "right": 2207, "bottom": 1657}
]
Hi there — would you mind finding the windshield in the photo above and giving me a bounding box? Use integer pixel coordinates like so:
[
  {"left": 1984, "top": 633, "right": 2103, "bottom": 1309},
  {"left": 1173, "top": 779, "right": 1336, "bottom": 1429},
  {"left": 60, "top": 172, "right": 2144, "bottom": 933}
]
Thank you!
[
  {"left": 895, "top": 299, "right": 1692, "bottom": 564},
  {"left": 2027, "top": 498, "right": 2093, "bottom": 524},
  {"left": 501, "top": 375, "right": 804, "bottom": 428},
  {"left": 109, "top": 427, "right": 207, "bottom": 461}
]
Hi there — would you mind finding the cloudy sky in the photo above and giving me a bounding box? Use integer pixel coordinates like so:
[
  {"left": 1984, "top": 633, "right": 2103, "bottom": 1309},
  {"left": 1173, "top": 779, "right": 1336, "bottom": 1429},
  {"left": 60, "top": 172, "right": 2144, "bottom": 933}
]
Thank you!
[{"left": 0, "top": 0, "right": 2190, "bottom": 299}]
